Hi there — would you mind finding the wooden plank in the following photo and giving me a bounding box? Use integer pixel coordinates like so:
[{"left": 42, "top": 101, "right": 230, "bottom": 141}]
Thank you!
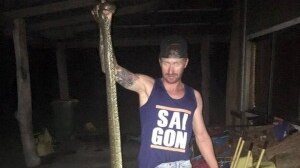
[
  {"left": 115, "top": 22, "right": 228, "bottom": 28},
  {"left": 39, "top": 22, "right": 228, "bottom": 40},
  {"left": 247, "top": 16, "right": 300, "bottom": 40},
  {"left": 200, "top": 35, "right": 211, "bottom": 124},
  {"left": 30, "top": 16, "right": 229, "bottom": 32},
  {"left": 13, "top": 18, "right": 40, "bottom": 167},
  {"left": 267, "top": 34, "right": 276, "bottom": 118},
  {"left": 27, "top": 35, "right": 228, "bottom": 49},
  {"left": 243, "top": 41, "right": 254, "bottom": 110},
  {"left": 298, "top": 95, "right": 300, "bottom": 121},
  {"left": 239, "top": 0, "right": 248, "bottom": 121},
  {"left": 29, "top": 14, "right": 92, "bottom": 31},
  {"left": 225, "top": 0, "right": 243, "bottom": 125},
  {"left": 62, "top": 35, "right": 229, "bottom": 48},
  {"left": 41, "top": 24, "right": 97, "bottom": 40},
  {"left": 27, "top": 0, "right": 162, "bottom": 31},
  {"left": 3, "top": 0, "right": 96, "bottom": 18},
  {"left": 157, "top": 8, "right": 221, "bottom": 13},
  {"left": 116, "top": 0, "right": 161, "bottom": 16},
  {"left": 3, "top": 0, "right": 161, "bottom": 19},
  {"left": 28, "top": 7, "right": 229, "bottom": 31},
  {"left": 39, "top": 22, "right": 227, "bottom": 40},
  {"left": 266, "top": 133, "right": 300, "bottom": 160}
]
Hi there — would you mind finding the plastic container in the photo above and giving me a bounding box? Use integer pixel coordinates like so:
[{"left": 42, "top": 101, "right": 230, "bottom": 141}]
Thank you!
[{"left": 51, "top": 99, "right": 78, "bottom": 142}]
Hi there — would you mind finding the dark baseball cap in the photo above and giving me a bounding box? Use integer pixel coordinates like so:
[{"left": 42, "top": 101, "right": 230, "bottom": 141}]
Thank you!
[{"left": 159, "top": 35, "right": 188, "bottom": 58}]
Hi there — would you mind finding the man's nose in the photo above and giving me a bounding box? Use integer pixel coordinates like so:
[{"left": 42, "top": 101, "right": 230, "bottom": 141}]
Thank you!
[{"left": 167, "top": 65, "right": 174, "bottom": 73}]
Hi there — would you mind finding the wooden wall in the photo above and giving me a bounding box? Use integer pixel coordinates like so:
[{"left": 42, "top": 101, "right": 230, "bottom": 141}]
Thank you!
[{"left": 247, "top": 0, "right": 300, "bottom": 34}]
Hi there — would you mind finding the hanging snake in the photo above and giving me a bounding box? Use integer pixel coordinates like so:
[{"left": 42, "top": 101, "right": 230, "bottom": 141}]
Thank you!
[{"left": 92, "top": 2, "right": 123, "bottom": 168}]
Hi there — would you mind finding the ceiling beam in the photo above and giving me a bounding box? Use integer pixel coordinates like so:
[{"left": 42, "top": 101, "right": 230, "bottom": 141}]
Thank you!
[
  {"left": 37, "top": 21, "right": 229, "bottom": 40},
  {"left": 116, "top": 0, "right": 161, "bottom": 16},
  {"left": 25, "top": 34, "right": 229, "bottom": 49},
  {"left": 115, "top": 22, "right": 229, "bottom": 29},
  {"left": 41, "top": 24, "right": 97, "bottom": 40},
  {"left": 62, "top": 35, "right": 229, "bottom": 48},
  {"left": 3, "top": 0, "right": 162, "bottom": 19},
  {"left": 3, "top": 0, "right": 96, "bottom": 18},
  {"left": 29, "top": 14, "right": 93, "bottom": 31},
  {"left": 157, "top": 8, "right": 221, "bottom": 13},
  {"left": 33, "top": 18, "right": 229, "bottom": 31},
  {"left": 28, "top": 12, "right": 229, "bottom": 31},
  {"left": 247, "top": 16, "right": 300, "bottom": 40}
]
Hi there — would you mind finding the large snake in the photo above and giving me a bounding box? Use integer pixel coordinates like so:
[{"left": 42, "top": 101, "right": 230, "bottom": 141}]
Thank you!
[{"left": 92, "top": 2, "right": 123, "bottom": 168}]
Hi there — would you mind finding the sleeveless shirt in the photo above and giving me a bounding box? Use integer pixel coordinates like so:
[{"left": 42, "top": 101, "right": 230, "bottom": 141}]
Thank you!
[{"left": 138, "top": 78, "right": 197, "bottom": 168}]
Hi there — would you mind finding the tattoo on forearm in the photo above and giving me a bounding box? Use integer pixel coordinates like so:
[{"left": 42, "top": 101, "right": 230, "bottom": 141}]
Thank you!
[{"left": 116, "top": 67, "right": 138, "bottom": 88}]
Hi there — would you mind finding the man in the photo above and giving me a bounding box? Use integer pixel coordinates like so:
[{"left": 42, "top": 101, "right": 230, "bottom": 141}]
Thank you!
[{"left": 114, "top": 35, "right": 218, "bottom": 168}]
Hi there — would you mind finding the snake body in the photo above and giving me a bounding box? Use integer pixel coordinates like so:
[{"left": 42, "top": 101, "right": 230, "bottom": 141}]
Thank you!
[{"left": 93, "top": 2, "right": 123, "bottom": 168}]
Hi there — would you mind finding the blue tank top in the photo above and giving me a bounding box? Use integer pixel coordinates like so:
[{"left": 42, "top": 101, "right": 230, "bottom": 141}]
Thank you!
[{"left": 138, "top": 79, "right": 197, "bottom": 168}]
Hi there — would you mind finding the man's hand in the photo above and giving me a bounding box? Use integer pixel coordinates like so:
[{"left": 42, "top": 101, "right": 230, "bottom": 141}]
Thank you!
[
  {"left": 91, "top": 2, "right": 116, "bottom": 23},
  {"left": 91, "top": 2, "right": 117, "bottom": 73}
]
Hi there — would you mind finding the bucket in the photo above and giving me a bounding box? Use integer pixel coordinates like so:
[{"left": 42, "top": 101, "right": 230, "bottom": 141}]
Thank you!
[{"left": 51, "top": 99, "right": 78, "bottom": 142}]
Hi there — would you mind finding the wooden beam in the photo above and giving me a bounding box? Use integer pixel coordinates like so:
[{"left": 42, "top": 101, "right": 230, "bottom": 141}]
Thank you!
[
  {"left": 115, "top": 22, "right": 228, "bottom": 28},
  {"left": 30, "top": 17, "right": 229, "bottom": 33},
  {"left": 267, "top": 34, "right": 276, "bottom": 118},
  {"left": 3, "top": 0, "right": 96, "bottom": 18},
  {"left": 41, "top": 24, "right": 97, "bottom": 40},
  {"left": 247, "top": 16, "right": 300, "bottom": 40},
  {"left": 116, "top": 0, "right": 161, "bottom": 16},
  {"left": 61, "top": 35, "right": 229, "bottom": 48},
  {"left": 64, "top": 37, "right": 160, "bottom": 48},
  {"left": 200, "top": 35, "right": 211, "bottom": 124},
  {"left": 156, "top": 8, "right": 229, "bottom": 13},
  {"left": 29, "top": 14, "right": 92, "bottom": 31},
  {"left": 239, "top": 0, "right": 248, "bottom": 125},
  {"left": 37, "top": 21, "right": 228, "bottom": 41},
  {"left": 225, "top": 0, "right": 243, "bottom": 125},
  {"left": 3, "top": 0, "right": 162, "bottom": 19},
  {"left": 27, "top": 6, "right": 229, "bottom": 32},
  {"left": 27, "top": 0, "right": 162, "bottom": 31}
]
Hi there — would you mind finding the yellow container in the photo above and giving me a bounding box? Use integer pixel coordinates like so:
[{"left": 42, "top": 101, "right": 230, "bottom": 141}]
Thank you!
[
  {"left": 252, "top": 161, "right": 276, "bottom": 168},
  {"left": 236, "top": 155, "right": 253, "bottom": 168}
]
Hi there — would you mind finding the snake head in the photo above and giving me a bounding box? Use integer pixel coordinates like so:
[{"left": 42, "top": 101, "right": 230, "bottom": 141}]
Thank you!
[
  {"left": 102, "top": 2, "right": 116, "bottom": 14},
  {"left": 91, "top": 2, "right": 116, "bottom": 22}
]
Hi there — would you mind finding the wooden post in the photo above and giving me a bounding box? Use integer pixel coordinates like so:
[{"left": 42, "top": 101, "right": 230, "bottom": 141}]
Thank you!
[
  {"left": 239, "top": 0, "right": 249, "bottom": 125},
  {"left": 248, "top": 44, "right": 256, "bottom": 110},
  {"left": 13, "top": 18, "right": 40, "bottom": 167},
  {"left": 298, "top": 93, "right": 300, "bottom": 121},
  {"left": 225, "top": 0, "right": 243, "bottom": 125},
  {"left": 267, "top": 34, "right": 276, "bottom": 119},
  {"left": 241, "top": 40, "right": 254, "bottom": 124},
  {"left": 201, "top": 36, "right": 211, "bottom": 125},
  {"left": 56, "top": 43, "right": 70, "bottom": 100}
]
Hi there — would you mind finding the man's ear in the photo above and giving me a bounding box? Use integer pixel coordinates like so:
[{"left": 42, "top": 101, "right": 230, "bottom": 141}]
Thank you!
[
  {"left": 184, "top": 58, "right": 189, "bottom": 68},
  {"left": 159, "top": 58, "right": 162, "bottom": 66}
]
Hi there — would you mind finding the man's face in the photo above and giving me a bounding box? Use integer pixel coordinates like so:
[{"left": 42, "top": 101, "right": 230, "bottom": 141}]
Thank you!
[{"left": 159, "top": 57, "right": 188, "bottom": 84}]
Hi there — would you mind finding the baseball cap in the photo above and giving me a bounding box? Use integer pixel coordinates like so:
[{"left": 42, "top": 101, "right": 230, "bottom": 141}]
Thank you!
[{"left": 159, "top": 35, "right": 188, "bottom": 58}]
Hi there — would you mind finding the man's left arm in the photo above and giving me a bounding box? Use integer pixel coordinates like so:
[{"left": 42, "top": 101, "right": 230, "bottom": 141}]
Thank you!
[{"left": 192, "top": 90, "right": 219, "bottom": 168}]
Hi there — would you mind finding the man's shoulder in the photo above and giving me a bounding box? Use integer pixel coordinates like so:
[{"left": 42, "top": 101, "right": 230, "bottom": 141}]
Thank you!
[
  {"left": 137, "top": 74, "right": 155, "bottom": 84},
  {"left": 183, "top": 84, "right": 201, "bottom": 99},
  {"left": 135, "top": 74, "right": 155, "bottom": 93},
  {"left": 183, "top": 83, "right": 199, "bottom": 93}
]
